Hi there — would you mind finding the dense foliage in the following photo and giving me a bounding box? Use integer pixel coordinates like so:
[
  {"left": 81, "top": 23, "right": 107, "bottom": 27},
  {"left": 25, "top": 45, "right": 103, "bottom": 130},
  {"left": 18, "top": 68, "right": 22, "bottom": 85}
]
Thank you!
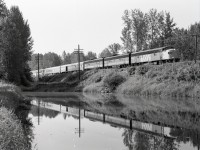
[{"left": 0, "top": 1, "right": 33, "bottom": 85}]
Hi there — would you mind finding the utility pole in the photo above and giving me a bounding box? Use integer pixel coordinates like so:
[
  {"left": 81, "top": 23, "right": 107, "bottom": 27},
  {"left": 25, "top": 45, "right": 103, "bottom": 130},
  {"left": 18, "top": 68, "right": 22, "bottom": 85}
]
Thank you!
[
  {"left": 35, "top": 53, "right": 40, "bottom": 81},
  {"left": 74, "top": 45, "right": 83, "bottom": 80}
]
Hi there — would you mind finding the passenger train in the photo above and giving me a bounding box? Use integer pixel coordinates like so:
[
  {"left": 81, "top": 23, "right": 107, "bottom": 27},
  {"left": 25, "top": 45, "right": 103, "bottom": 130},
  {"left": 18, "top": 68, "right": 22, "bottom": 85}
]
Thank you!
[{"left": 31, "top": 46, "right": 179, "bottom": 77}]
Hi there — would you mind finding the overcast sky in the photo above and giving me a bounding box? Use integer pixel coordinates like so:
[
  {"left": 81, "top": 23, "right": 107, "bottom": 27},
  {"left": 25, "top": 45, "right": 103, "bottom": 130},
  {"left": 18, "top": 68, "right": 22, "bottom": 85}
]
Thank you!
[{"left": 5, "top": 0, "right": 200, "bottom": 56}]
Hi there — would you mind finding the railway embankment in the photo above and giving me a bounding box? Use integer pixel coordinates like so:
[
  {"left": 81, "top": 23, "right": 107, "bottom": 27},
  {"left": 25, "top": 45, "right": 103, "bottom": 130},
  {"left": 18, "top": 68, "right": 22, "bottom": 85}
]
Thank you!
[
  {"left": 0, "top": 81, "right": 31, "bottom": 149},
  {"left": 29, "top": 61, "right": 200, "bottom": 98},
  {"left": 84, "top": 61, "right": 200, "bottom": 98}
]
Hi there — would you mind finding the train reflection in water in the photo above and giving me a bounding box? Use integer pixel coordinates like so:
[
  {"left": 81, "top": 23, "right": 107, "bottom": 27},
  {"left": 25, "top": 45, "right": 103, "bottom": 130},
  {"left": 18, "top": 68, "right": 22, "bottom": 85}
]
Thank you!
[{"left": 31, "top": 99, "right": 173, "bottom": 140}]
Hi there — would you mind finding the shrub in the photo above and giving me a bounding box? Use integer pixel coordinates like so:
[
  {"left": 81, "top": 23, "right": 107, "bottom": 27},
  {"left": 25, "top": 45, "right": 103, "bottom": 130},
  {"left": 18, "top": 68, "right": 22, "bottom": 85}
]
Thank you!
[
  {"left": 67, "top": 72, "right": 78, "bottom": 81},
  {"left": 103, "top": 72, "right": 126, "bottom": 91},
  {"left": 127, "top": 66, "right": 136, "bottom": 75},
  {"left": 136, "top": 64, "right": 151, "bottom": 75},
  {"left": 95, "top": 75, "right": 103, "bottom": 83}
]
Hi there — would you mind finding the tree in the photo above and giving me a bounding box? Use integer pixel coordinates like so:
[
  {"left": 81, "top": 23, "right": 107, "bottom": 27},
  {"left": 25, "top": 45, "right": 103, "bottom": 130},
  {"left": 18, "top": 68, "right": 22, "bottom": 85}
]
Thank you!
[
  {"left": 0, "top": 0, "right": 7, "bottom": 19},
  {"left": 131, "top": 9, "right": 148, "bottom": 51},
  {"left": 98, "top": 48, "right": 112, "bottom": 58},
  {"left": 61, "top": 50, "right": 67, "bottom": 64},
  {"left": 169, "top": 27, "right": 197, "bottom": 61},
  {"left": 146, "top": 9, "right": 162, "bottom": 48},
  {"left": 121, "top": 10, "right": 134, "bottom": 53},
  {"left": 164, "top": 12, "right": 176, "bottom": 40},
  {"left": 28, "top": 54, "right": 44, "bottom": 70},
  {"left": 84, "top": 51, "right": 97, "bottom": 60},
  {"left": 108, "top": 43, "right": 122, "bottom": 55},
  {"left": 43, "top": 52, "right": 62, "bottom": 68},
  {"left": 65, "top": 52, "right": 71, "bottom": 64},
  {"left": 0, "top": 6, "right": 33, "bottom": 85},
  {"left": 0, "top": 0, "right": 8, "bottom": 78},
  {"left": 1, "top": 15, "right": 22, "bottom": 84}
]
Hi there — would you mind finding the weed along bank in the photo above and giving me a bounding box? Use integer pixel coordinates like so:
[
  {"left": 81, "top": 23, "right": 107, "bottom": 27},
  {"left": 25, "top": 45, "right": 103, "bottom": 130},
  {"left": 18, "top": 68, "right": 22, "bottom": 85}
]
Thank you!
[{"left": 0, "top": 81, "right": 32, "bottom": 149}]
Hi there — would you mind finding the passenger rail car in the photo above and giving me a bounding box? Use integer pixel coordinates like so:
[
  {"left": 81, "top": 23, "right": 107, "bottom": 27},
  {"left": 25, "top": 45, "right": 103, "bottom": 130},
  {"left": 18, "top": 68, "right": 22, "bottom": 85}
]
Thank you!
[{"left": 31, "top": 46, "right": 179, "bottom": 77}]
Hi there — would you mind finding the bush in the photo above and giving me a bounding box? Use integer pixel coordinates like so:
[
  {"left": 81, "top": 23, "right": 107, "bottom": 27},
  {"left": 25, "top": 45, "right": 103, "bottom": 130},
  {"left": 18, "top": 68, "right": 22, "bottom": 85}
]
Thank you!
[
  {"left": 127, "top": 67, "right": 136, "bottom": 75},
  {"left": 136, "top": 64, "right": 151, "bottom": 75},
  {"left": 67, "top": 72, "right": 79, "bottom": 81},
  {"left": 103, "top": 72, "right": 126, "bottom": 91}
]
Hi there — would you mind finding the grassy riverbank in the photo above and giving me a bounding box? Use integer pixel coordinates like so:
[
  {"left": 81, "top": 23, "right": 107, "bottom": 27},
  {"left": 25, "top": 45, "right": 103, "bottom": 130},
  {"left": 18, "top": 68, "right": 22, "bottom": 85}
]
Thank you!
[
  {"left": 30, "top": 61, "right": 200, "bottom": 98},
  {"left": 0, "top": 81, "right": 31, "bottom": 150},
  {"left": 83, "top": 61, "right": 200, "bottom": 98}
]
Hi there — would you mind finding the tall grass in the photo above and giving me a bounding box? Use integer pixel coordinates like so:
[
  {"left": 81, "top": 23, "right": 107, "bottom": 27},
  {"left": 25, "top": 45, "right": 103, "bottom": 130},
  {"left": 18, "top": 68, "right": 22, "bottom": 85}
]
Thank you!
[
  {"left": 119, "top": 61, "right": 200, "bottom": 98},
  {"left": 83, "top": 61, "right": 200, "bottom": 98},
  {"left": 0, "top": 107, "right": 30, "bottom": 150},
  {"left": 0, "top": 81, "right": 31, "bottom": 150}
]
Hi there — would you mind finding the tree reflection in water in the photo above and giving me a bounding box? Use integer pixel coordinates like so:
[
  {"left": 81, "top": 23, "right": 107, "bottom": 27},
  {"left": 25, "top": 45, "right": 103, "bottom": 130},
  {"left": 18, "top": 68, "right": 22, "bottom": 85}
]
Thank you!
[
  {"left": 122, "top": 129, "right": 134, "bottom": 150},
  {"left": 122, "top": 129, "right": 179, "bottom": 150},
  {"left": 31, "top": 105, "right": 60, "bottom": 119},
  {"left": 170, "top": 128, "right": 200, "bottom": 149},
  {"left": 15, "top": 102, "right": 34, "bottom": 150}
]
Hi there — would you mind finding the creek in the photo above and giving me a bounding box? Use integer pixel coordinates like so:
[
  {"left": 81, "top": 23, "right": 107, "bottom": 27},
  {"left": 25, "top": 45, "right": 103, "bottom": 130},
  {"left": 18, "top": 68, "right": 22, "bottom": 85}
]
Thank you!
[{"left": 23, "top": 92, "right": 200, "bottom": 150}]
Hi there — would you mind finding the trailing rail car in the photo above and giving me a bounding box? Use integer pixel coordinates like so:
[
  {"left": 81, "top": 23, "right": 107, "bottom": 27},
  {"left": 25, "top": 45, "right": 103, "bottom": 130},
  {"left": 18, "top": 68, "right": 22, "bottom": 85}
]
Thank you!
[{"left": 31, "top": 46, "right": 179, "bottom": 78}]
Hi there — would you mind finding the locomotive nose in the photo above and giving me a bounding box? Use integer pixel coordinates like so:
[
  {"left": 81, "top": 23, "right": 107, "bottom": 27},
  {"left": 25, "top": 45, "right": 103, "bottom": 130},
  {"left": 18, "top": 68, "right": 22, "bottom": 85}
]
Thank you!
[{"left": 168, "top": 49, "right": 176, "bottom": 58}]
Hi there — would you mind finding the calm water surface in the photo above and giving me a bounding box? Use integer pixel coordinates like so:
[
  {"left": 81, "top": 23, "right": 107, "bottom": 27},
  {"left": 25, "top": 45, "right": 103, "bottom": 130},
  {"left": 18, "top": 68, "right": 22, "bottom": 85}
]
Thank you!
[{"left": 24, "top": 92, "right": 200, "bottom": 150}]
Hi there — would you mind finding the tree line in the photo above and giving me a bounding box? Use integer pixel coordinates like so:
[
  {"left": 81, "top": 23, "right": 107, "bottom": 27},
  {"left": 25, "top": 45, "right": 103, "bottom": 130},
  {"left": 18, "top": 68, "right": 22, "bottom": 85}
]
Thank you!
[
  {"left": 100, "top": 9, "right": 200, "bottom": 60},
  {"left": 120, "top": 8, "right": 200, "bottom": 60},
  {"left": 29, "top": 51, "right": 97, "bottom": 70},
  {"left": 0, "top": 0, "right": 33, "bottom": 85},
  {"left": 29, "top": 8, "right": 200, "bottom": 70}
]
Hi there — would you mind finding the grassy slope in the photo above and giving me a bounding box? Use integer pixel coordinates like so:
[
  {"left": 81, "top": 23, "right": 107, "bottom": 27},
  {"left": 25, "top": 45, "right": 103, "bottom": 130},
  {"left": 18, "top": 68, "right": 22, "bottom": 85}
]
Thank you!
[
  {"left": 29, "top": 61, "right": 200, "bottom": 98},
  {"left": 83, "top": 61, "right": 200, "bottom": 98},
  {"left": 0, "top": 81, "right": 30, "bottom": 150},
  {"left": 118, "top": 61, "right": 200, "bottom": 98}
]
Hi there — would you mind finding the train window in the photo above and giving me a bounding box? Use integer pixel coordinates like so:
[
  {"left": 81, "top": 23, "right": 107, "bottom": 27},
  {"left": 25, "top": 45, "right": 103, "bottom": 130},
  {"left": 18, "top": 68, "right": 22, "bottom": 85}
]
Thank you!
[{"left": 154, "top": 53, "right": 156, "bottom": 56}]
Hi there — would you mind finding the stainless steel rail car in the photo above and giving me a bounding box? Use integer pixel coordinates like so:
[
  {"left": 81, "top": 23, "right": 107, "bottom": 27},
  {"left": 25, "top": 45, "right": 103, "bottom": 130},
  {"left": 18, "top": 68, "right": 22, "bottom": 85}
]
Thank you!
[{"left": 84, "top": 58, "right": 103, "bottom": 70}]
